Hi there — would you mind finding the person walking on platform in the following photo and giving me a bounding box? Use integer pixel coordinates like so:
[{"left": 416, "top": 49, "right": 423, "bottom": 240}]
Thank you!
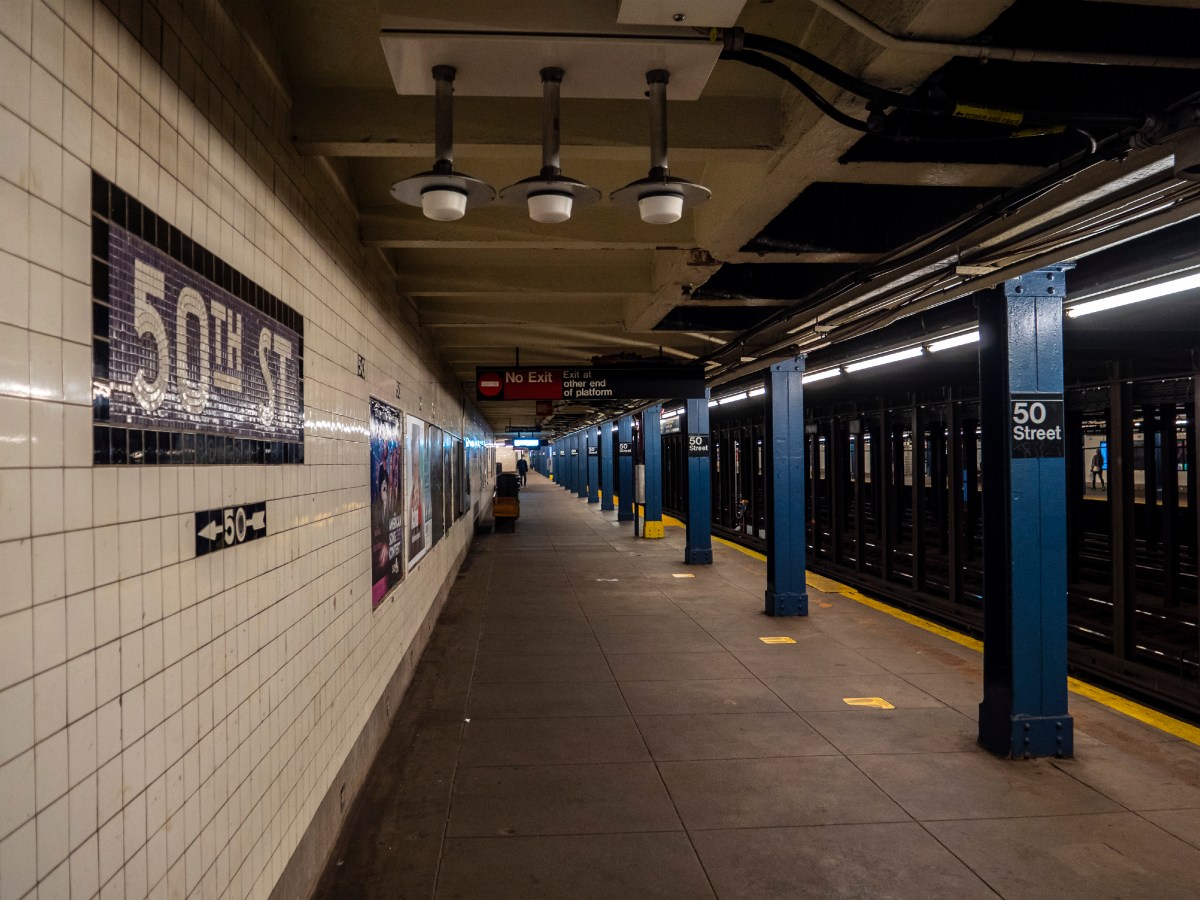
[
  {"left": 517, "top": 455, "right": 529, "bottom": 486},
  {"left": 1090, "top": 449, "right": 1105, "bottom": 489}
]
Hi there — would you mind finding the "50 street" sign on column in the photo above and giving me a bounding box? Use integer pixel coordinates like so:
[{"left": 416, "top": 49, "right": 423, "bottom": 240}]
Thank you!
[{"left": 1010, "top": 394, "right": 1064, "bottom": 459}]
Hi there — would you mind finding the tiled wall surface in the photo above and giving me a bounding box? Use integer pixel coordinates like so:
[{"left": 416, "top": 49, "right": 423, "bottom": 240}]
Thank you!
[{"left": 0, "top": 1, "right": 490, "bottom": 897}]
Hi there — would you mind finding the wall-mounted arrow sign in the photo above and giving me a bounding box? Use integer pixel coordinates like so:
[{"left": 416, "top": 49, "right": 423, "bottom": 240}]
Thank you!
[{"left": 195, "top": 501, "right": 268, "bottom": 557}]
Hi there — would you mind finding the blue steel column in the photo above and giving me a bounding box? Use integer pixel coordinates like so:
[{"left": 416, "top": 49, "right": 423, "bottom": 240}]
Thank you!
[
  {"left": 765, "top": 359, "right": 808, "bottom": 616},
  {"left": 684, "top": 392, "right": 713, "bottom": 564},
  {"left": 617, "top": 415, "right": 635, "bottom": 522},
  {"left": 643, "top": 406, "right": 664, "bottom": 538},
  {"left": 601, "top": 422, "right": 615, "bottom": 511},
  {"left": 566, "top": 434, "right": 575, "bottom": 493},
  {"left": 564, "top": 435, "right": 572, "bottom": 491},
  {"left": 587, "top": 425, "right": 600, "bottom": 503},
  {"left": 978, "top": 266, "right": 1073, "bottom": 758},
  {"left": 575, "top": 432, "right": 587, "bottom": 499},
  {"left": 567, "top": 433, "right": 575, "bottom": 493}
]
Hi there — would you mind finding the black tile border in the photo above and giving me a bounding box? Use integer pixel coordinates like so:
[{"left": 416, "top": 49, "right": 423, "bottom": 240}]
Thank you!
[{"left": 91, "top": 171, "right": 305, "bottom": 466}]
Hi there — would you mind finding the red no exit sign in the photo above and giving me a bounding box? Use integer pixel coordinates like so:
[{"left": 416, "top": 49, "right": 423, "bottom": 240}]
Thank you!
[{"left": 475, "top": 365, "right": 704, "bottom": 402}]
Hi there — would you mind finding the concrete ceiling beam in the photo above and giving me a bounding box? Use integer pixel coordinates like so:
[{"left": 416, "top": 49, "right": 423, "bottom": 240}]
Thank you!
[
  {"left": 291, "top": 89, "right": 782, "bottom": 156},
  {"left": 361, "top": 204, "right": 699, "bottom": 250}
]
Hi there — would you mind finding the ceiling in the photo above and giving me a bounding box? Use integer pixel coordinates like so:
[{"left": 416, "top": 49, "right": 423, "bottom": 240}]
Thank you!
[{"left": 249, "top": 0, "right": 1200, "bottom": 435}]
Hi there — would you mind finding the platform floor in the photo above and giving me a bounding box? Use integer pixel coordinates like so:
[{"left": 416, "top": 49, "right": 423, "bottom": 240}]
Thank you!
[{"left": 313, "top": 473, "right": 1200, "bottom": 900}]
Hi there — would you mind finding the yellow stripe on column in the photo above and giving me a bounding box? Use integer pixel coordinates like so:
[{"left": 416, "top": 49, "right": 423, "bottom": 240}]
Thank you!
[{"left": 643, "top": 520, "right": 664, "bottom": 538}]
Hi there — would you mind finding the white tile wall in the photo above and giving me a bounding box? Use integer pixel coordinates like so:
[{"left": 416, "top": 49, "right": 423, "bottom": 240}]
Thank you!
[{"left": 0, "top": 1, "right": 492, "bottom": 897}]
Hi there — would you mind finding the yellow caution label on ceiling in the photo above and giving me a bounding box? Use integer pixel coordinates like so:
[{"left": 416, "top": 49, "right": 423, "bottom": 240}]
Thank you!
[
  {"left": 1012, "top": 125, "right": 1067, "bottom": 138},
  {"left": 952, "top": 104, "right": 1024, "bottom": 127},
  {"left": 843, "top": 697, "right": 895, "bottom": 709},
  {"left": 759, "top": 636, "right": 797, "bottom": 644}
]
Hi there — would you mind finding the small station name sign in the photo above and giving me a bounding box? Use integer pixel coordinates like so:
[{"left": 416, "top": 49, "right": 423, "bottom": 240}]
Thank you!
[
  {"left": 476, "top": 365, "right": 705, "bottom": 402},
  {"left": 687, "top": 434, "right": 711, "bottom": 457},
  {"left": 1010, "top": 394, "right": 1064, "bottom": 459}
]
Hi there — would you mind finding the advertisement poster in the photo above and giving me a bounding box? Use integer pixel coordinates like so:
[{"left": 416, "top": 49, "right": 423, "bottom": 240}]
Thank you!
[
  {"left": 431, "top": 425, "right": 446, "bottom": 543},
  {"left": 407, "top": 415, "right": 433, "bottom": 569},
  {"left": 454, "top": 438, "right": 467, "bottom": 520},
  {"left": 444, "top": 432, "right": 455, "bottom": 526},
  {"left": 370, "top": 398, "right": 404, "bottom": 608}
]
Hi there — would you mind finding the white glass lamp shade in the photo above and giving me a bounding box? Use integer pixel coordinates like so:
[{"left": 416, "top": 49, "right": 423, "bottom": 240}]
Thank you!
[
  {"left": 421, "top": 187, "right": 469, "bottom": 221},
  {"left": 527, "top": 192, "right": 573, "bottom": 224},
  {"left": 638, "top": 192, "right": 684, "bottom": 225}
]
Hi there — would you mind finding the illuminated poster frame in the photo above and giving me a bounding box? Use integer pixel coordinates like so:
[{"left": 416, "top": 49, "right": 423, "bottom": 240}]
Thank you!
[
  {"left": 430, "top": 425, "right": 445, "bottom": 543},
  {"left": 370, "top": 398, "right": 404, "bottom": 608},
  {"left": 407, "top": 415, "right": 434, "bottom": 569}
]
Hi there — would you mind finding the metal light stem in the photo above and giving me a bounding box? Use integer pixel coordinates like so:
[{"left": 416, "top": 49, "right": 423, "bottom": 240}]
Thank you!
[
  {"left": 433, "top": 65, "right": 456, "bottom": 166},
  {"left": 647, "top": 69, "right": 670, "bottom": 175},
  {"left": 541, "top": 67, "right": 563, "bottom": 176}
]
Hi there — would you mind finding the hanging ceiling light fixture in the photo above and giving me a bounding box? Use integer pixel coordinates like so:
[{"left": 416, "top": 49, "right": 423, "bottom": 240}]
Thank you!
[
  {"left": 500, "top": 68, "right": 601, "bottom": 224},
  {"left": 390, "top": 65, "right": 495, "bottom": 221},
  {"left": 612, "top": 69, "right": 710, "bottom": 225}
]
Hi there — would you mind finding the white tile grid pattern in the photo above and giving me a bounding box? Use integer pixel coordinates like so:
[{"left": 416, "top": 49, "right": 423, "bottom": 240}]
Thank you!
[{"left": 0, "top": 1, "right": 492, "bottom": 898}]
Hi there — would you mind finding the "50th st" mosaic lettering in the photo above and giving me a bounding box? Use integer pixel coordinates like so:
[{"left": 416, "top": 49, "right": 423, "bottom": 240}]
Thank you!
[{"left": 92, "top": 174, "right": 305, "bottom": 465}]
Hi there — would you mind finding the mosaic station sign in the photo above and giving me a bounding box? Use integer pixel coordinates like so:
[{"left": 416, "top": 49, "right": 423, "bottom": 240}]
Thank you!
[{"left": 92, "top": 174, "right": 305, "bottom": 465}]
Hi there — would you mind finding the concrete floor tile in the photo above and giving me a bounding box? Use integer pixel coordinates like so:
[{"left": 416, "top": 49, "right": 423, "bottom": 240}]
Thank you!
[
  {"left": 826, "top": 618, "right": 931, "bottom": 649},
  {"left": 854, "top": 642, "right": 981, "bottom": 675},
  {"left": 765, "top": 673, "right": 946, "bottom": 712},
  {"left": 459, "top": 717, "right": 649, "bottom": 766},
  {"left": 586, "top": 612, "right": 700, "bottom": 634},
  {"left": 597, "top": 630, "right": 725, "bottom": 654},
  {"left": 480, "top": 613, "right": 592, "bottom": 634},
  {"left": 577, "top": 596, "right": 681, "bottom": 616},
  {"left": 483, "top": 590, "right": 579, "bottom": 606},
  {"left": 1140, "top": 807, "right": 1200, "bottom": 849},
  {"left": 707, "top": 629, "right": 827, "bottom": 653},
  {"left": 900, "top": 670, "right": 984, "bottom": 707},
  {"left": 801, "top": 707, "right": 977, "bottom": 754},
  {"left": 606, "top": 651, "right": 752, "bottom": 682},
  {"left": 477, "top": 630, "right": 601, "bottom": 656},
  {"left": 1049, "top": 743, "right": 1200, "bottom": 811},
  {"left": 636, "top": 712, "right": 837, "bottom": 761},
  {"left": 311, "top": 716, "right": 465, "bottom": 900},
  {"left": 447, "top": 763, "right": 681, "bottom": 837},
  {"left": 621, "top": 678, "right": 789, "bottom": 716},
  {"left": 684, "top": 613, "right": 786, "bottom": 633},
  {"left": 691, "top": 823, "right": 996, "bottom": 900},
  {"left": 852, "top": 751, "right": 1122, "bottom": 820},
  {"left": 658, "top": 756, "right": 907, "bottom": 829},
  {"left": 471, "top": 653, "right": 614, "bottom": 684},
  {"left": 436, "top": 833, "right": 715, "bottom": 900},
  {"left": 1071, "top": 697, "right": 1194, "bottom": 746},
  {"left": 732, "top": 647, "right": 888, "bottom": 678},
  {"left": 925, "top": 812, "right": 1200, "bottom": 899},
  {"left": 467, "top": 681, "right": 628, "bottom": 718}
]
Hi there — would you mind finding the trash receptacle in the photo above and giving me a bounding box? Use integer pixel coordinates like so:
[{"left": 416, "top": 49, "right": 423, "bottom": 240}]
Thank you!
[{"left": 494, "top": 473, "right": 521, "bottom": 530}]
